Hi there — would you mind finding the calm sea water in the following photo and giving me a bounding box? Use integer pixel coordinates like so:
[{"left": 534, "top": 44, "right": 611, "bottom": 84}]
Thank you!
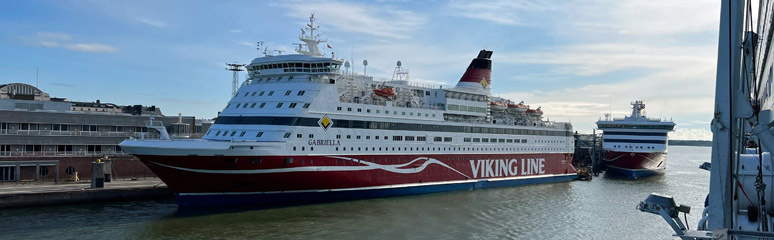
[{"left": 0, "top": 146, "right": 710, "bottom": 240}]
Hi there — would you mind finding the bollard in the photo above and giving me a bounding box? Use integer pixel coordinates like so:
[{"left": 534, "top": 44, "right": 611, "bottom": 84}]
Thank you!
[
  {"left": 103, "top": 160, "right": 112, "bottom": 183},
  {"left": 91, "top": 161, "right": 105, "bottom": 188}
]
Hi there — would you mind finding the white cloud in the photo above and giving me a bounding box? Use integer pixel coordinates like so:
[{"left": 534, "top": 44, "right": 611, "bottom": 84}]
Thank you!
[
  {"left": 21, "top": 32, "right": 118, "bottom": 53},
  {"left": 62, "top": 43, "right": 117, "bottom": 53},
  {"left": 445, "top": 1, "right": 561, "bottom": 26},
  {"left": 276, "top": 0, "right": 426, "bottom": 39},
  {"left": 236, "top": 41, "right": 254, "bottom": 47},
  {"left": 443, "top": 0, "right": 720, "bottom": 140},
  {"left": 136, "top": 17, "right": 167, "bottom": 28},
  {"left": 672, "top": 128, "right": 712, "bottom": 141},
  {"left": 229, "top": 29, "right": 242, "bottom": 33},
  {"left": 36, "top": 32, "right": 71, "bottom": 41}
]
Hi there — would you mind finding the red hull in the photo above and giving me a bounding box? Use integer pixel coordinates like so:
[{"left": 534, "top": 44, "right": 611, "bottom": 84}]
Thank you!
[
  {"left": 603, "top": 150, "right": 667, "bottom": 170},
  {"left": 134, "top": 153, "right": 576, "bottom": 194}
]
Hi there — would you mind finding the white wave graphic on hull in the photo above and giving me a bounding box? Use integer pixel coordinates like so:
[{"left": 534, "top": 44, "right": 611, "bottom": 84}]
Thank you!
[{"left": 148, "top": 156, "right": 471, "bottom": 179}]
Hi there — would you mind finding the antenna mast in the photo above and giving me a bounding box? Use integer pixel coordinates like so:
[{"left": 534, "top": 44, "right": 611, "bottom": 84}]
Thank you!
[{"left": 225, "top": 63, "right": 246, "bottom": 97}]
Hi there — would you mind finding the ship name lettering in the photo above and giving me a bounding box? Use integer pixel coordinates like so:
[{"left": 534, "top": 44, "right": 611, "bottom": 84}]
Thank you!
[{"left": 308, "top": 140, "right": 341, "bottom": 146}]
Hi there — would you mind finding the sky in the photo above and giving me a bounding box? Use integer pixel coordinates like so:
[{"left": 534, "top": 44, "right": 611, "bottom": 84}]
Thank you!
[{"left": 0, "top": 0, "right": 722, "bottom": 140}]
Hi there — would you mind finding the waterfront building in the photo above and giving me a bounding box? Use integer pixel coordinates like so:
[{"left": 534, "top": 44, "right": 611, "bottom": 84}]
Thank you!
[{"left": 0, "top": 83, "right": 211, "bottom": 182}]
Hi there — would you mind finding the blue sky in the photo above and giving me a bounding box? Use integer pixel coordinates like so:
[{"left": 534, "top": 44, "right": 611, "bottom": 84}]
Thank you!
[{"left": 0, "top": 0, "right": 720, "bottom": 140}]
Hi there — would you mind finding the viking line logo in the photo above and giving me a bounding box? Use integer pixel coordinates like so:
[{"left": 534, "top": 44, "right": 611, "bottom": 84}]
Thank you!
[
  {"left": 469, "top": 158, "right": 545, "bottom": 178},
  {"left": 318, "top": 114, "right": 332, "bottom": 131}
]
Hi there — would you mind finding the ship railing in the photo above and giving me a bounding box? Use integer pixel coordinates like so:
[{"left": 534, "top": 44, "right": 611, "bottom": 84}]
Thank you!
[
  {"left": 370, "top": 77, "right": 443, "bottom": 90},
  {"left": 338, "top": 98, "right": 447, "bottom": 111},
  {"left": 1, "top": 130, "right": 157, "bottom": 138},
  {"left": 0, "top": 150, "right": 130, "bottom": 157}
]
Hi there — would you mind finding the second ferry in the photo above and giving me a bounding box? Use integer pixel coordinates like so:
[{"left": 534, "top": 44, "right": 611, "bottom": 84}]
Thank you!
[
  {"left": 120, "top": 15, "right": 578, "bottom": 206},
  {"left": 596, "top": 101, "right": 676, "bottom": 179}
]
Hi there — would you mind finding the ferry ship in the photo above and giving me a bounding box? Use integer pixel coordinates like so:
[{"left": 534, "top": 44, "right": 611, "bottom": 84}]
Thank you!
[
  {"left": 120, "top": 15, "right": 577, "bottom": 206},
  {"left": 596, "top": 101, "right": 675, "bottom": 179}
]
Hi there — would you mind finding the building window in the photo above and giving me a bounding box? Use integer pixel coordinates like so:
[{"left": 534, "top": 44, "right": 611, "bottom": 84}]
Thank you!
[
  {"left": 268, "top": 91, "right": 274, "bottom": 96},
  {"left": 259, "top": 91, "right": 265, "bottom": 96},
  {"left": 309, "top": 134, "right": 314, "bottom": 138},
  {"left": 283, "top": 132, "right": 291, "bottom": 138},
  {"left": 256, "top": 132, "right": 264, "bottom": 137},
  {"left": 276, "top": 103, "right": 283, "bottom": 108},
  {"left": 259, "top": 103, "right": 266, "bottom": 108},
  {"left": 303, "top": 103, "right": 310, "bottom": 108},
  {"left": 285, "top": 90, "right": 292, "bottom": 96},
  {"left": 250, "top": 103, "right": 257, "bottom": 108},
  {"left": 297, "top": 90, "right": 305, "bottom": 96},
  {"left": 239, "top": 131, "right": 246, "bottom": 137},
  {"left": 251, "top": 92, "right": 257, "bottom": 97},
  {"left": 244, "top": 92, "right": 249, "bottom": 97},
  {"left": 297, "top": 133, "right": 303, "bottom": 138},
  {"left": 230, "top": 131, "right": 237, "bottom": 137},
  {"left": 289, "top": 103, "right": 297, "bottom": 108}
]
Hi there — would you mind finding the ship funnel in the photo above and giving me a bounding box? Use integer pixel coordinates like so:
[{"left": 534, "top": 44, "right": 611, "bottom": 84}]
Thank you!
[{"left": 456, "top": 49, "right": 493, "bottom": 90}]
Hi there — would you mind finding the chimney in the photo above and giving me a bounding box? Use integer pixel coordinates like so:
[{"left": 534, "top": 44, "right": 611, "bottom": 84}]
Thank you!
[{"left": 455, "top": 49, "right": 493, "bottom": 90}]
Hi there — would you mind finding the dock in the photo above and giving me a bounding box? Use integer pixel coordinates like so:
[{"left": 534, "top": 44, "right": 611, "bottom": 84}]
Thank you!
[{"left": 0, "top": 179, "right": 171, "bottom": 208}]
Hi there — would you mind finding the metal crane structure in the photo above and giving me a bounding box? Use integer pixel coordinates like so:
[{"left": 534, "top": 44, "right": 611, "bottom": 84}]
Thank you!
[{"left": 226, "top": 63, "right": 246, "bottom": 97}]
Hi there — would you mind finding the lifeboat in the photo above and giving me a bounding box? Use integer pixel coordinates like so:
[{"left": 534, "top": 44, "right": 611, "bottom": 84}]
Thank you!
[
  {"left": 490, "top": 102, "right": 507, "bottom": 111},
  {"left": 507, "top": 101, "right": 529, "bottom": 114},
  {"left": 372, "top": 87, "right": 395, "bottom": 98},
  {"left": 526, "top": 107, "right": 543, "bottom": 118}
]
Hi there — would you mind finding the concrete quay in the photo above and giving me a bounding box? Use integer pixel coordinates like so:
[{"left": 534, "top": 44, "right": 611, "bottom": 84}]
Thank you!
[{"left": 0, "top": 179, "right": 172, "bottom": 208}]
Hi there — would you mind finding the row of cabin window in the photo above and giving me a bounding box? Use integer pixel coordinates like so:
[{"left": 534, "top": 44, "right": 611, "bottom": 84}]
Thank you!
[
  {"left": 465, "top": 138, "right": 529, "bottom": 143},
  {"left": 239, "top": 89, "right": 306, "bottom": 98},
  {"left": 250, "top": 62, "right": 337, "bottom": 70},
  {"left": 4, "top": 123, "right": 146, "bottom": 132},
  {"left": 0, "top": 144, "right": 123, "bottom": 153},
  {"left": 208, "top": 129, "right": 562, "bottom": 146},
  {"left": 336, "top": 106, "right": 437, "bottom": 118},
  {"left": 229, "top": 102, "right": 310, "bottom": 109},
  {"left": 331, "top": 146, "right": 568, "bottom": 153},
  {"left": 613, "top": 145, "right": 658, "bottom": 149},
  {"left": 597, "top": 124, "right": 674, "bottom": 130}
]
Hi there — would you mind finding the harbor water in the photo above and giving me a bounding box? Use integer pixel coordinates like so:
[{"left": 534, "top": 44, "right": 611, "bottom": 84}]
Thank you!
[{"left": 0, "top": 146, "right": 709, "bottom": 239}]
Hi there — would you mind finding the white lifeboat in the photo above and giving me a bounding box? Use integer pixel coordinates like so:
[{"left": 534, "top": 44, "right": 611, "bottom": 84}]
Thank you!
[
  {"left": 526, "top": 107, "right": 543, "bottom": 118},
  {"left": 490, "top": 102, "right": 507, "bottom": 111},
  {"left": 507, "top": 101, "right": 529, "bottom": 114}
]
